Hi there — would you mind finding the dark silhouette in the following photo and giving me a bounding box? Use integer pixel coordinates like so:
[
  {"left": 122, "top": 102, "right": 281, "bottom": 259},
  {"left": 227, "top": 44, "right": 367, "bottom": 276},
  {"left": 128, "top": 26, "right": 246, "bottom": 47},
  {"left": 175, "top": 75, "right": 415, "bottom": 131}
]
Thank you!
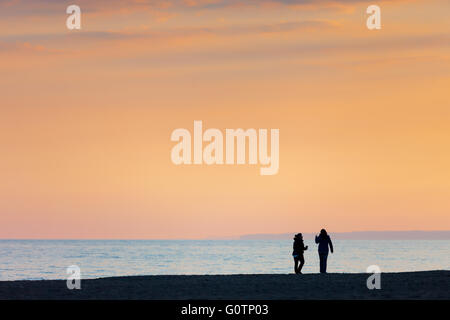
[
  {"left": 292, "top": 233, "right": 308, "bottom": 274},
  {"left": 315, "top": 229, "right": 333, "bottom": 273}
]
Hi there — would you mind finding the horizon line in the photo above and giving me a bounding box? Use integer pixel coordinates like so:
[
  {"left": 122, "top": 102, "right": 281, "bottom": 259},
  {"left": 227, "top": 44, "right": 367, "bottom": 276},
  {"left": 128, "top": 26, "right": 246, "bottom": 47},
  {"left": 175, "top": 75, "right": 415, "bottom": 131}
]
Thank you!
[{"left": 1, "top": 229, "right": 450, "bottom": 241}]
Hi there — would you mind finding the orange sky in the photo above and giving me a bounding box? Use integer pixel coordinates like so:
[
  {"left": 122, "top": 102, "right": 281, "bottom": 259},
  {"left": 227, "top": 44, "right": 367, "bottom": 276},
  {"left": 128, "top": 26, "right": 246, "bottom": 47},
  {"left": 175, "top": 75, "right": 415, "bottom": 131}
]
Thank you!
[{"left": 0, "top": 0, "right": 449, "bottom": 239}]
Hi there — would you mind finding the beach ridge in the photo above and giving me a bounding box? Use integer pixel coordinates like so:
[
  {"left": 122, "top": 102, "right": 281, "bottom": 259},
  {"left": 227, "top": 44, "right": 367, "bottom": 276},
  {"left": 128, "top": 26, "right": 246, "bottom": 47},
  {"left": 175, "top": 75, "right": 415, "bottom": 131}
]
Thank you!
[{"left": 0, "top": 270, "right": 448, "bottom": 300}]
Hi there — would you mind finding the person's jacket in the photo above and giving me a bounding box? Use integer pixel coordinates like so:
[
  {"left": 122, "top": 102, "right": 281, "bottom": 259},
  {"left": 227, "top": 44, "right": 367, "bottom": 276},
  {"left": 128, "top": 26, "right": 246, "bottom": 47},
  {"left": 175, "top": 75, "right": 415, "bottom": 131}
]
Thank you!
[
  {"left": 315, "top": 235, "right": 333, "bottom": 254},
  {"left": 293, "top": 239, "right": 307, "bottom": 255}
]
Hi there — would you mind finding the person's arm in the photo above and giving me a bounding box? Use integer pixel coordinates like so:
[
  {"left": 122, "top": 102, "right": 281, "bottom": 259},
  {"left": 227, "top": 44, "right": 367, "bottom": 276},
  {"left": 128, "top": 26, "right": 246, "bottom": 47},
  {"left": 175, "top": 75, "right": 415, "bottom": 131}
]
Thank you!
[
  {"left": 304, "top": 245, "right": 308, "bottom": 250},
  {"left": 315, "top": 235, "right": 319, "bottom": 244},
  {"left": 329, "top": 237, "right": 334, "bottom": 253}
]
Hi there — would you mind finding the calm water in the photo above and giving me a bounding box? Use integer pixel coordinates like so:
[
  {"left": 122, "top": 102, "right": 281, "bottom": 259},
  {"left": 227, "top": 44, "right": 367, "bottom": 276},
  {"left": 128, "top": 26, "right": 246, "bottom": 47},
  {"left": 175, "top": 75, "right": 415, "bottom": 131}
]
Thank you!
[{"left": 0, "top": 240, "right": 448, "bottom": 281}]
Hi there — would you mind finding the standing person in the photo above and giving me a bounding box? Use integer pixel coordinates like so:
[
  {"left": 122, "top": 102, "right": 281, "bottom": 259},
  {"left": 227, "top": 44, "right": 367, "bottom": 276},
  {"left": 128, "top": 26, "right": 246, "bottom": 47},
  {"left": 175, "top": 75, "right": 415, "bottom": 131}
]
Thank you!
[
  {"left": 315, "top": 229, "right": 333, "bottom": 273},
  {"left": 292, "top": 233, "right": 308, "bottom": 274}
]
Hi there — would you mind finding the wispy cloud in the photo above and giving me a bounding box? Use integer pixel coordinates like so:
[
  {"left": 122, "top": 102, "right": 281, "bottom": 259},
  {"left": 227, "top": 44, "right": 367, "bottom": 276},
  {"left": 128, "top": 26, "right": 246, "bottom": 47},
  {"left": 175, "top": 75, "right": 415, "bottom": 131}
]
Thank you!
[
  {"left": 0, "top": 0, "right": 416, "bottom": 16},
  {"left": 0, "top": 19, "right": 337, "bottom": 44}
]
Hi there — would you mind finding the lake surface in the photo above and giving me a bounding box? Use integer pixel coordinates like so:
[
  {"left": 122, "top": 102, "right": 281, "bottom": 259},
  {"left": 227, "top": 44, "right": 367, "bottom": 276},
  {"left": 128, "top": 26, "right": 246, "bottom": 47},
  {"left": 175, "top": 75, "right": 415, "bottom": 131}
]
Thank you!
[{"left": 0, "top": 240, "right": 449, "bottom": 281}]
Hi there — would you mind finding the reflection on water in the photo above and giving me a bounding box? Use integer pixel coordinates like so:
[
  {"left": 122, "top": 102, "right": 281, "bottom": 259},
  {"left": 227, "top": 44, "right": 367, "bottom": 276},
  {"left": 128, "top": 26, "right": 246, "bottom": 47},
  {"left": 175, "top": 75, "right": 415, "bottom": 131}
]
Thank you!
[{"left": 0, "top": 240, "right": 448, "bottom": 280}]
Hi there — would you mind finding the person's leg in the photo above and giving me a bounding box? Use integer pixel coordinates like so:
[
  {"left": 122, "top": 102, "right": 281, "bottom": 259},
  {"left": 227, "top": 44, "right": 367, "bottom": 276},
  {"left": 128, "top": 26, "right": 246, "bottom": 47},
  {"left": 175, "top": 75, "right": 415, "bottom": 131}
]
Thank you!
[
  {"left": 319, "top": 252, "right": 322, "bottom": 273},
  {"left": 319, "top": 253, "right": 326, "bottom": 273},
  {"left": 319, "top": 253, "right": 323, "bottom": 273},
  {"left": 298, "top": 255, "right": 305, "bottom": 273},
  {"left": 294, "top": 257, "right": 299, "bottom": 274},
  {"left": 322, "top": 253, "right": 328, "bottom": 273}
]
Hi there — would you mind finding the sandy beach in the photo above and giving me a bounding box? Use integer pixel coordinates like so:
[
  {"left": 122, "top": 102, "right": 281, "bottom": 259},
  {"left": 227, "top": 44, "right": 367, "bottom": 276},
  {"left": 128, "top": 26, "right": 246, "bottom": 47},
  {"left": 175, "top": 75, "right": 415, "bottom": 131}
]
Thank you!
[{"left": 0, "top": 270, "right": 448, "bottom": 300}]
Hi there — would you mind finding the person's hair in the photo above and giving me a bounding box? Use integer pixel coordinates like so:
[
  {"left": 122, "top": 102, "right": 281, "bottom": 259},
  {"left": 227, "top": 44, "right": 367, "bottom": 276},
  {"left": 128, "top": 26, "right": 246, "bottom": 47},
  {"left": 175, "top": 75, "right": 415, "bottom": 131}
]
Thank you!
[{"left": 320, "top": 229, "right": 327, "bottom": 237}]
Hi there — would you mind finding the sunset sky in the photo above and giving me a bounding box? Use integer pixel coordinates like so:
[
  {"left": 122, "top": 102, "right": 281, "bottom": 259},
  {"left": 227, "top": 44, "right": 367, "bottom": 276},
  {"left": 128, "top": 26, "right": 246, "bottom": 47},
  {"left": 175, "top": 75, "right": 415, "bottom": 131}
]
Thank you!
[{"left": 1, "top": 0, "right": 449, "bottom": 239}]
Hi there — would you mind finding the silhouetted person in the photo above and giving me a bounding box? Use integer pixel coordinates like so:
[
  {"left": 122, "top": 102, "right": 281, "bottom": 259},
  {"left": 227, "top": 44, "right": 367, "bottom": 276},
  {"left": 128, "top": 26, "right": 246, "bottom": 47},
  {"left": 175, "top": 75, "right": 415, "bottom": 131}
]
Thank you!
[
  {"left": 292, "top": 233, "right": 308, "bottom": 274},
  {"left": 315, "top": 229, "right": 333, "bottom": 273}
]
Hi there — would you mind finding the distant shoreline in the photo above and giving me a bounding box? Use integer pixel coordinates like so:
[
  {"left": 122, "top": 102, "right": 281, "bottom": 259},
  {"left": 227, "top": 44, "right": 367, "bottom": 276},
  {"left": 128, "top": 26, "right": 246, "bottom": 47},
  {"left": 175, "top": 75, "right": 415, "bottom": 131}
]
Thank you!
[
  {"left": 0, "top": 270, "right": 448, "bottom": 300},
  {"left": 238, "top": 230, "right": 450, "bottom": 240}
]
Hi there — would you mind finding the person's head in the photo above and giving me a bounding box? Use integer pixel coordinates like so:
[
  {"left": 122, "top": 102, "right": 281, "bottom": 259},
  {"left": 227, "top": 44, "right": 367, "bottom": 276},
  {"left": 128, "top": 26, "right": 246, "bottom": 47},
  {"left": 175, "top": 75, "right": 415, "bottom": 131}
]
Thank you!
[
  {"left": 320, "top": 229, "right": 327, "bottom": 237},
  {"left": 294, "top": 233, "right": 303, "bottom": 240}
]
